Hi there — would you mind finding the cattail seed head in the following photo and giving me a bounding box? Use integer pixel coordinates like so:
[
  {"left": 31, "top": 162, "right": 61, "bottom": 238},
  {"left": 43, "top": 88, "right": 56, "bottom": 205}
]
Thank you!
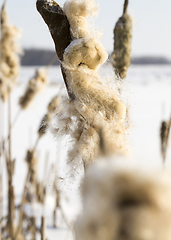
[
  {"left": 111, "top": 12, "right": 132, "bottom": 79},
  {"left": 160, "top": 120, "right": 170, "bottom": 163},
  {"left": 0, "top": 3, "right": 21, "bottom": 101},
  {"left": 19, "top": 67, "right": 48, "bottom": 109},
  {"left": 38, "top": 113, "right": 51, "bottom": 138}
]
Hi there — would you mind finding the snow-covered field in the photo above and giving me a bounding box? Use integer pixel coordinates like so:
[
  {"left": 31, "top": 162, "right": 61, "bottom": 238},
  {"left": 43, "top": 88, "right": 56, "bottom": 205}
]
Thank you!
[{"left": 1, "top": 64, "right": 171, "bottom": 239}]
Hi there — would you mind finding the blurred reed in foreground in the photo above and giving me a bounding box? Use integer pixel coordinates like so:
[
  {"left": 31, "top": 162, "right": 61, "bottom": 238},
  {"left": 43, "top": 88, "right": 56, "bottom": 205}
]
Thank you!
[{"left": 75, "top": 159, "right": 171, "bottom": 240}]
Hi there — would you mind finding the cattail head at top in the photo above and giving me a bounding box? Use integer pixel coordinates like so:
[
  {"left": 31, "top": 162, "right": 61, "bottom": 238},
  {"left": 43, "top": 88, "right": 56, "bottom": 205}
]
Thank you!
[{"left": 111, "top": 0, "right": 132, "bottom": 79}]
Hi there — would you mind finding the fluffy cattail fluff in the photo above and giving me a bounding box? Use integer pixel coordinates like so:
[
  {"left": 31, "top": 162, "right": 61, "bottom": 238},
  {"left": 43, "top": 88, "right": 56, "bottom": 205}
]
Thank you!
[
  {"left": 111, "top": 0, "right": 132, "bottom": 79},
  {"left": 0, "top": 2, "right": 21, "bottom": 101},
  {"left": 57, "top": 0, "right": 128, "bottom": 165},
  {"left": 160, "top": 120, "right": 170, "bottom": 163},
  {"left": 19, "top": 67, "right": 48, "bottom": 109},
  {"left": 63, "top": 0, "right": 99, "bottom": 39},
  {"left": 75, "top": 159, "right": 171, "bottom": 240}
]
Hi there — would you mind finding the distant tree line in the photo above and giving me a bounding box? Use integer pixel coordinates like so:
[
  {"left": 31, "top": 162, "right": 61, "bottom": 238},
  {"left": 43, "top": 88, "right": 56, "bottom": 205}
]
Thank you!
[
  {"left": 21, "top": 48, "right": 60, "bottom": 66},
  {"left": 131, "top": 56, "right": 171, "bottom": 65},
  {"left": 21, "top": 49, "right": 171, "bottom": 66}
]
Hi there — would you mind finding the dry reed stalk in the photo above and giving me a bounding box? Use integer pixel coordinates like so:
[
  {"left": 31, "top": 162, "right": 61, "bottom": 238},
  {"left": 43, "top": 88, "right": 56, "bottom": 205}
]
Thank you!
[
  {"left": 14, "top": 150, "right": 37, "bottom": 240},
  {"left": 36, "top": 181, "right": 46, "bottom": 205},
  {"left": 41, "top": 216, "right": 46, "bottom": 240},
  {"left": 160, "top": 119, "right": 171, "bottom": 164},
  {"left": 25, "top": 150, "right": 38, "bottom": 186},
  {"left": 37, "top": 153, "right": 49, "bottom": 209},
  {"left": 37, "top": 0, "right": 128, "bottom": 167},
  {"left": 52, "top": 164, "right": 70, "bottom": 229},
  {"left": 111, "top": 0, "right": 132, "bottom": 79},
  {"left": 31, "top": 217, "right": 36, "bottom": 240},
  {"left": 0, "top": 139, "right": 3, "bottom": 237},
  {"left": 0, "top": 100, "right": 4, "bottom": 230},
  {"left": 0, "top": 173, "right": 2, "bottom": 231},
  {"left": 75, "top": 159, "right": 171, "bottom": 240},
  {"left": 14, "top": 168, "right": 31, "bottom": 240},
  {"left": 5, "top": 94, "right": 15, "bottom": 240},
  {"left": 19, "top": 67, "right": 48, "bottom": 110},
  {"left": 0, "top": 1, "right": 21, "bottom": 101}
]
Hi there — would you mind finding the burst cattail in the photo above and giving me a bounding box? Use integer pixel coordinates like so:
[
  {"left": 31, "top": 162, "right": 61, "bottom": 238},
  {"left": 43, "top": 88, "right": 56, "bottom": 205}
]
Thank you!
[
  {"left": 0, "top": 2, "right": 21, "bottom": 101},
  {"left": 75, "top": 159, "right": 171, "bottom": 240},
  {"left": 160, "top": 120, "right": 170, "bottom": 163},
  {"left": 111, "top": 0, "right": 132, "bottom": 79},
  {"left": 37, "top": 0, "right": 128, "bottom": 166},
  {"left": 19, "top": 67, "right": 48, "bottom": 109}
]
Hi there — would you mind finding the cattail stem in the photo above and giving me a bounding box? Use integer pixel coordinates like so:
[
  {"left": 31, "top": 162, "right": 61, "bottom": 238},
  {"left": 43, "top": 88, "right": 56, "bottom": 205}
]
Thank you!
[
  {"left": 42, "top": 152, "right": 49, "bottom": 215},
  {"left": 11, "top": 108, "right": 21, "bottom": 130},
  {"left": 53, "top": 209, "right": 57, "bottom": 228},
  {"left": 7, "top": 94, "right": 14, "bottom": 240},
  {"left": 6, "top": 109, "right": 21, "bottom": 142},
  {"left": 31, "top": 216, "right": 36, "bottom": 240},
  {"left": 14, "top": 167, "right": 31, "bottom": 240},
  {"left": 59, "top": 205, "right": 70, "bottom": 229},
  {"left": 0, "top": 100, "right": 3, "bottom": 233},
  {"left": 0, "top": 173, "right": 2, "bottom": 237},
  {"left": 41, "top": 216, "right": 46, "bottom": 240},
  {"left": 46, "top": 55, "right": 58, "bottom": 69},
  {"left": 33, "top": 136, "right": 40, "bottom": 151},
  {"left": 123, "top": 0, "right": 128, "bottom": 15},
  {"left": 8, "top": 95, "right": 11, "bottom": 162}
]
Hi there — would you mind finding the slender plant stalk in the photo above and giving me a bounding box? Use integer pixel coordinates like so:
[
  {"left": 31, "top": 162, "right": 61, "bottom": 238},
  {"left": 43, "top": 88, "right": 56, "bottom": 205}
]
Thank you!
[
  {"left": 33, "top": 136, "right": 40, "bottom": 152},
  {"left": 41, "top": 216, "right": 46, "bottom": 240},
  {"left": 123, "top": 0, "right": 128, "bottom": 15},
  {"left": 7, "top": 94, "right": 14, "bottom": 240},
  {"left": 0, "top": 174, "right": 2, "bottom": 238},
  {"left": 0, "top": 100, "right": 3, "bottom": 236},
  {"left": 31, "top": 216, "right": 36, "bottom": 240},
  {"left": 46, "top": 55, "right": 58, "bottom": 69},
  {"left": 42, "top": 152, "right": 49, "bottom": 215},
  {"left": 14, "top": 167, "right": 31, "bottom": 240}
]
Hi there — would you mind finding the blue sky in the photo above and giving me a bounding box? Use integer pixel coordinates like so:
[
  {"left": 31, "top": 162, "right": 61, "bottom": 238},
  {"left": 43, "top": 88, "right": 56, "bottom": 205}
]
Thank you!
[{"left": 4, "top": 0, "right": 171, "bottom": 58}]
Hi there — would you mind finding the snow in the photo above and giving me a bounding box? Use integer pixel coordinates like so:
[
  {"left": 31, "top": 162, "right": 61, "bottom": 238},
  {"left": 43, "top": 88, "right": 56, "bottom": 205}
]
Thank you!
[{"left": 1, "top": 64, "right": 171, "bottom": 239}]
